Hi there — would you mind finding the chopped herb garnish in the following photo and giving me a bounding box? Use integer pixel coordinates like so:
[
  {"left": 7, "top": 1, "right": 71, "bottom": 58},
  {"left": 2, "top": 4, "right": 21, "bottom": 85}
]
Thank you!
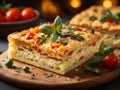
[
  {"left": 5, "top": 59, "right": 13, "bottom": 68},
  {"left": 15, "top": 68, "right": 21, "bottom": 73},
  {"left": 23, "top": 65, "right": 30, "bottom": 73},
  {"left": 0, "top": 50, "right": 3, "bottom": 54},
  {"left": 31, "top": 76, "right": 36, "bottom": 80},
  {"left": 39, "top": 35, "right": 47, "bottom": 43},
  {"left": 68, "top": 26, "right": 77, "bottom": 31},
  {"left": 73, "top": 34, "right": 84, "bottom": 41},
  {"left": 44, "top": 72, "right": 52, "bottom": 78},
  {"left": 88, "top": 16, "right": 97, "bottom": 21}
]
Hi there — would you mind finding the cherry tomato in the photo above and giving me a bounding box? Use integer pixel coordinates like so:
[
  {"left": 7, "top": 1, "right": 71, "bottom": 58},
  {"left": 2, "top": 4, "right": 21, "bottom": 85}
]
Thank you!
[
  {"left": 0, "top": 9, "right": 6, "bottom": 16},
  {"left": 0, "top": 13, "right": 5, "bottom": 22},
  {"left": 21, "top": 7, "right": 36, "bottom": 20},
  {"left": 6, "top": 8, "right": 21, "bottom": 22},
  {"left": 102, "top": 54, "right": 118, "bottom": 69}
]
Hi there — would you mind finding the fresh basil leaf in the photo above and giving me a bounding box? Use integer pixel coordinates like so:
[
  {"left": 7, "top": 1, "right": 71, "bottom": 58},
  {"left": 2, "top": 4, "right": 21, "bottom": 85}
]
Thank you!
[
  {"left": 54, "top": 16, "right": 62, "bottom": 29},
  {"left": 73, "top": 34, "right": 84, "bottom": 41},
  {"left": 57, "top": 37, "right": 70, "bottom": 45},
  {"left": 60, "top": 29, "right": 73, "bottom": 35},
  {"left": 98, "top": 15, "right": 107, "bottom": 21},
  {"left": 104, "top": 46, "right": 114, "bottom": 55},
  {"left": 98, "top": 41, "right": 104, "bottom": 54},
  {"left": 105, "top": 10, "right": 112, "bottom": 17},
  {"left": 88, "top": 54, "right": 103, "bottom": 67},
  {"left": 50, "top": 32, "right": 58, "bottom": 42},
  {"left": 115, "top": 12, "right": 120, "bottom": 17},
  {"left": 40, "top": 24, "right": 53, "bottom": 35}
]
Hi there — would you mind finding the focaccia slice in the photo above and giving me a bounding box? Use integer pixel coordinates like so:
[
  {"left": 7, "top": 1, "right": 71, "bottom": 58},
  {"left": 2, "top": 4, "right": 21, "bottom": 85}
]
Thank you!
[
  {"left": 8, "top": 24, "right": 101, "bottom": 75},
  {"left": 70, "top": 6, "right": 120, "bottom": 48}
]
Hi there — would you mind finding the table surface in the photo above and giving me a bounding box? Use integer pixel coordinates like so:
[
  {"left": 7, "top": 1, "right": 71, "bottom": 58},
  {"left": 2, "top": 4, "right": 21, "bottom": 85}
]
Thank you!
[{"left": 0, "top": 16, "right": 120, "bottom": 90}]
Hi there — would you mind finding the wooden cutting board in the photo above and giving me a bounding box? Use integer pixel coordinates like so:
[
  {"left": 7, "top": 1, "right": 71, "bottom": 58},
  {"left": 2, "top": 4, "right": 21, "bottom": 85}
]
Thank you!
[{"left": 0, "top": 50, "right": 120, "bottom": 90}]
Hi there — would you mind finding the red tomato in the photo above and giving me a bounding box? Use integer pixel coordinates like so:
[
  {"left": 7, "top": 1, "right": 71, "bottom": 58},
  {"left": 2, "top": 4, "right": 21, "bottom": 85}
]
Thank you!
[
  {"left": 21, "top": 7, "right": 36, "bottom": 20},
  {"left": 0, "top": 13, "right": 5, "bottom": 22},
  {"left": 102, "top": 54, "right": 118, "bottom": 69},
  {"left": 51, "top": 42, "right": 61, "bottom": 50},
  {"left": 6, "top": 8, "right": 21, "bottom": 22},
  {"left": 106, "top": 18, "right": 113, "bottom": 23},
  {"left": 25, "top": 32, "right": 35, "bottom": 40},
  {"left": 0, "top": 9, "right": 6, "bottom": 16}
]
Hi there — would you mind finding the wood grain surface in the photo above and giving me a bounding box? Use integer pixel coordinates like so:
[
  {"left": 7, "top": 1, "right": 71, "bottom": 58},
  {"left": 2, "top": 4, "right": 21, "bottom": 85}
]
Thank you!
[{"left": 0, "top": 50, "right": 120, "bottom": 90}]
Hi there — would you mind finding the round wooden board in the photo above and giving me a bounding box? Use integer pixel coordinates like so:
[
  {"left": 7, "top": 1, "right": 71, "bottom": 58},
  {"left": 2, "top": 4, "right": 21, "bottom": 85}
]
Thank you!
[{"left": 0, "top": 50, "right": 120, "bottom": 89}]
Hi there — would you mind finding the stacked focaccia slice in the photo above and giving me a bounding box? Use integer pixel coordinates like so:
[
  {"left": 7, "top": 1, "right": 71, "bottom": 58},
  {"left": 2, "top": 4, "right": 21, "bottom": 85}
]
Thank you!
[
  {"left": 8, "top": 16, "right": 102, "bottom": 75},
  {"left": 70, "top": 6, "right": 120, "bottom": 48}
]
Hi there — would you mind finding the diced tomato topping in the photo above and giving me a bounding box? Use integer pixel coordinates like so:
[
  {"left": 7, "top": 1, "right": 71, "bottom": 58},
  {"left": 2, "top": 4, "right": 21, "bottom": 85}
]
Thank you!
[
  {"left": 51, "top": 23, "right": 54, "bottom": 28},
  {"left": 92, "top": 41, "right": 96, "bottom": 46},
  {"left": 30, "top": 27, "right": 40, "bottom": 34},
  {"left": 34, "top": 41, "right": 42, "bottom": 47},
  {"left": 79, "top": 56, "right": 84, "bottom": 60},
  {"left": 35, "top": 47, "right": 41, "bottom": 53},
  {"left": 77, "top": 27, "right": 82, "bottom": 31},
  {"left": 51, "top": 42, "right": 61, "bottom": 50},
  {"left": 106, "top": 18, "right": 113, "bottom": 23},
  {"left": 25, "top": 32, "right": 35, "bottom": 40},
  {"left": 68, "top": 51, "right": 73, "bottom": 56},
  {"left": 112, "top": 21, "right": 118, "bottom": 26}
]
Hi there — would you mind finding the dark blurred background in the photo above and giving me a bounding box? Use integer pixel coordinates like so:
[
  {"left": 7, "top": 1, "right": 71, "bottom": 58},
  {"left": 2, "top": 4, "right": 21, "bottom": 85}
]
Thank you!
[{"left": 0, "top": 0, "right": 119, "bottom": 21}]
